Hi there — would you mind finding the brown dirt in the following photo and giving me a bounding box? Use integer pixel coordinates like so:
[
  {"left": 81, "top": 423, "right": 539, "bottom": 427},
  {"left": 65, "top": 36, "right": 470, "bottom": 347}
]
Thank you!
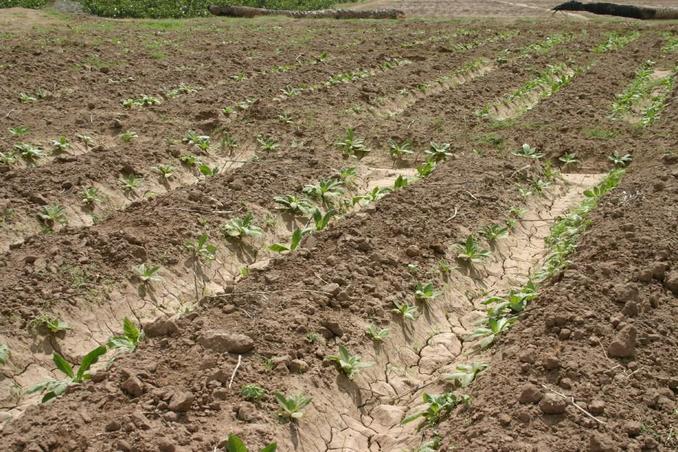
[{"left": 0, "top": 6, "right": 676, "bottom": 452}]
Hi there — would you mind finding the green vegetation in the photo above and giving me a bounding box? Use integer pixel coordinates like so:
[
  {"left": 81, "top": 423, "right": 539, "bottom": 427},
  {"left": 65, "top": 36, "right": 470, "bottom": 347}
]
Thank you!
[
  {"left": 366, "top": 324, "right": 389, "bottom": 342},
  {"left": 326, "top": 345, "right": 373, "bottom": 379},
  {"left": 403, "top": 392, "right": 470, "bottom": 429},
  {"left": 593, "top": 31, "right": 640, "bottom": 53},
  {"left": 38, "top": 204, "right": 67, "bottom": 228},
  {"left": 275, "top": 392, "right": 311, "bottom": 420},
  {"left": 0, "top": 343, "right": 9, "bottom": 365},
  {"left": 222, "top": 213, "right": 263, "bottom": 240},
  {"left": 414, "top": 282, "right": 440, "bottom": 302},
  {"left": 30, "top": 314, "right": 70, "bottom": 334},
  {"left": 269, "top": 227, "right": 307, "bottom": 253},
  {"left": 612, "top": 60, "right": 676, "bottom": 126},
  {"left": 444, "top": 362, "right": 488, "bottom": 388},
  {"left": 107, "top": 318, "right": 143, "bottom": 353},
  {"left": 0, "top": 0, "right": 48, "bottom": 9},
  {"left": 223, "top": 434, "right": 277, "bottom": 452},
  {"left": 134, "top": 263, "right": 162, "bottom": 283},
  {"left": 240, "top": 384, "right": 266, "bottom": 402},
  {"left": 457, "top": 235, "right": 490, "bottom": 263}
]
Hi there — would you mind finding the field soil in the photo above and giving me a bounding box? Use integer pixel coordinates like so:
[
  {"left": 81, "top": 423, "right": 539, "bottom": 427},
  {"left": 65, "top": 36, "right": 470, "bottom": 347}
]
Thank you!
[{"left": 0, "top": 4, "right": 676, "bottom": 452}]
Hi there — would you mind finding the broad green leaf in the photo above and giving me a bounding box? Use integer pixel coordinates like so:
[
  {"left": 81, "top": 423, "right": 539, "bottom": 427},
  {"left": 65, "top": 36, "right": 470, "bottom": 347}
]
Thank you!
[
  {"left": 226, "top": 434, "right": 248, "bottom": 452},
  {"left": 123, "top": 318, "right": 140, "bottom": 343},
  {"left": 260, "top": 443, "right": 277, "bottom": 452},
  {"left": 75, "top": 345, "right": 107, "bottom": 382},
  {"left": 53, "top": 353, "right": 74, "bottom": 379},
  {"left": 269, "top": 243, "right": 290, "bottom": 253}
]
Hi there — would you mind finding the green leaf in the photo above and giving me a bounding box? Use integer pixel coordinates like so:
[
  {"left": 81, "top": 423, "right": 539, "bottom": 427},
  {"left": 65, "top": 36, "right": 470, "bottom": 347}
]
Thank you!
[
  {"left": 226, "top": 434, "right": 248, "bottom": 452},
  {"left": 75, "top": 345, "right": 107, "bottom": 382},
  {"left": 0, "top": 343, "right": 9, "bottom": 365},
  {"left": 268, "top": 243, "right": 290, "bottom": 253},
  {"left": 53, "top": 353, "right": 74, "bottom": 379},
  {"left": 290, "top": 228, "right": 304, "bottom": 250},
  {"left": 123, "top": 318, "right": 140, "bottom": 343},
  {"left": 260, "top": 443, "right": 277, "bottom": 452}
]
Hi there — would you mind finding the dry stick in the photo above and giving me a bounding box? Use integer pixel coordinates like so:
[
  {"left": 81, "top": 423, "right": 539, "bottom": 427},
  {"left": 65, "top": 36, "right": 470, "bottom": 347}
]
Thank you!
[
  {"left": 446, "top": 206, "right": 459, "bottom": 221},
  {"left": 228, "top": 355, "right": 242, "bottom": 389},
  {"left": 541, "top": 384, "right": 607, "bottom": 425}
]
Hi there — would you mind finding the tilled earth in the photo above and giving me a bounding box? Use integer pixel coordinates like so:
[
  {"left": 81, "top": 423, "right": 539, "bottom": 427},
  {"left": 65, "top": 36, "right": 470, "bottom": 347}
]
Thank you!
[{"left": 0, "top": 7, "right": 676, "bottom": 452}]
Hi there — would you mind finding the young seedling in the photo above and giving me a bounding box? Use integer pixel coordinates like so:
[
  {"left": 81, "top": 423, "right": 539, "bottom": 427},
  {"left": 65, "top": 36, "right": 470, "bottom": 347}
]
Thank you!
[
  {"left": 326, "top": 345, "right": 373, "bottom": 379},
  {"left": 14, "top": 143, "right": 43, "bottom": 162},
  {"left": 305, "top": 332, "right": 320, "bottom": 344},
  {"left": 119, "top": 174, "right": 142, "bottom": 193},
  {"left": 416, "top": 160, "right": 437, "bottom": 178},
  {"left": 366, "top": 324, "right": 389, "bottom": 342},
  {"left": 156, "top": 164, "right": 176, "bottom": 180},
  {"left": 119, "top": 130, "right": 138, "bottom": 143},
  {"left": 38, "top": 203, "right": 67, "bottom": 228},
  {"left": 512, "top": 143, "right": 543, "bottom": 159},
  {"left": 179, "top": 154, "right": 199, "bottom": 167},
  {"left": 198, "top": 163, "right": 219, "bottom": 177},
  {"left": 27, "top": 346, "right": 107, "bottom": 403},
  {"left": 280, "top": 86, "right": 301, "bottom": 97},
  {"left": 275, "top": 392, "right": 311, "bottom": 421},
  {"left": 134, "top": 263, "right": 162, "bottom": 283},
  {"left": 337, "top": 166, "right": 358, "bottom": 187},
  {"left": 273, "top": 195, "right": 313, "bottom": 216},
  {"left": 312, "top": 208, "right": 334, "bottom": 231},
  {"left": 184, "top": 130, "right": 210, "bottom": 152},
  {"left": 256, "top": 135, "right": 279, "bottom": 152},
  {"left": 269, "top": 228, "right": 307, "bottom": 253},
  {"left": 437, "top": 259, "right": 453, "bottom": 278},
  {"left": 50, "top": 136, "right": 70, "bottom": 154},
  {"left": 509, "top": 206, "right": 527, "bottom": 219},
  {"left": 30, "top": 314, "right": 70, "bottom": 335},
  {"left": 480, "top": 224, "right": 508, "bottom": 244},
  {"left": 389, "top": 139, "right": 414, "bottom": 161},
  {"left": 186, "top": 233, "right": 217, "bottom": 262},
  {"left": 608, "top": 152, "right": 632, "bottom": 167},
  {"left": 559, "top": 152, "right": 578, "bottom": 168},
  {"left": 277, "top": 112, "right": 293, "bottom": 124},
  {"left": 224, "top": 434, "right": 277, "bottom": 452},
  {"left": 122, "top": 95, "right": 161, "bottom": 108},
  {"left": 222, "top": 213, "right": 263, "bottom": 240},
  {"left": 19, "top": 92, "right": 37, "bottom": 103},
  {"left": 352, "top": 186, "right": 390, "bottom": 206},
  {"left": 402, "top": 392, "right": 470, "bottom": 429},
  {"left": 393, "top": 175, "right": 409, "bottom": 190},
  {"left": 482, "top": 287, "right": 535, "bottom": 319},
  {"left": 470, "top": 316, "right": 515, "bottom": 348},
  {"left": 240, "top": 384, "right": 266, "bottom": 402},
  {"left": 457, "top": 235, "right": 490, "bottom": 263},
  {"left": 336, "top": 128, "right": 369, "bottom": 158},
  {"left": 425, "top": 142, "right": 452, "bottom": 162},
  {"left": 81, "top": 187, "right": 102, "bottom": 206},
  {"left": 166, "top": 83, "right": 199, "bottom": 98},
  {"left": 107, "top": 318, "right": 143, "bottom": 353},
  {"left": 0, "top": 151, "right": 17, "bottom": 165},
  {"left": 415, "top": 282, "right": 441, "bottom": 302},
  {"left": 9, "top": 126, "right": 29, "bottom": 137},
  {"left": 303, "top": 178, "right": 344, "bottom": 208},
  {"left": 76, "top": 134, "right": 95, "bottom": 148},
  {"left": 392, "top": 300, "right": 418, "bottom": 321},
  {"left": 444, "top": 362, "right": 488, "bottom": 388}
]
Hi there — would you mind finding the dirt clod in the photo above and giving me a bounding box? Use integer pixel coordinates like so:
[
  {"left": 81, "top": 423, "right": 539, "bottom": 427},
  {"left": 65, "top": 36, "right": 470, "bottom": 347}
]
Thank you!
[
  {"left": 588, "top": 433, "right": 615, "bottom": 452},
  {"left": 518, "top": 383, "right": 543, "bottom": 404},
  {"left": 197, "top": 331, "right": 255, "bottom": 354},
  {"left": 168, "top": 391, "right": 194, "bottom": 412},
  {"left": 607, "top": 325, "right": 637, "bottom": 358},
  {"left": 539, "top": 393, "right": 568, "bottom": 414},
  {"left": 143, "top": 318, "right": 179, "bottom": 338},
  {"left": 121, "top": 376, "right": 145, "bottom": 397}
]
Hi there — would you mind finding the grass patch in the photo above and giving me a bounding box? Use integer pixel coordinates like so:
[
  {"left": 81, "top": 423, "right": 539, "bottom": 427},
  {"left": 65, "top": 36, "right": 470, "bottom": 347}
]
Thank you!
[
  {"left": 584, "top": 128, "right": 616, "bottom": 140},
  {"left": 0, "top": 0, "right": 48, "bottom": 8}
]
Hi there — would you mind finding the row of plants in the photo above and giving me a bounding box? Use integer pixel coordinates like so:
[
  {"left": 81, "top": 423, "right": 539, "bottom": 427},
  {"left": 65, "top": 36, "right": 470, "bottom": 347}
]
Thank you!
[
  {"left": 0, "top": 0, "right": 47, "bottom": 8},
  {"left": 593, "top": 31, "right": 640, "bottom": 54},
  {"left": 1, "top": 132, "right": 94, "bottom": 167}
]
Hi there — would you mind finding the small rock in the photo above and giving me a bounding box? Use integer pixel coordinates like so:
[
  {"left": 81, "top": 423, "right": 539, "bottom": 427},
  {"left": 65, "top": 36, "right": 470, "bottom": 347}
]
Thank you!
[
  {"left": 213, "top": 388, "right": 228, "bottom": 400},
  {"left": 320, "top": 319, "right": 344, "bottom": 337},
  {"left": 519, "top": 350, "right": 535, "bottom": 364},
  {"left": 623, "top": 420, "right": 642, "bottom": 437},
  {"left": 157, "top": 439, "right": 176, "bottom": 452},
  {"left": 168, "top": 391, "right": 194, "bottom": 412},
  {"left": 664, "top": 271, "right": 678, "bottom": 296},
  {"left": 650, "top": 262, "right": 668, "bottom": 280},
  {"left": 539, "top": 393, "right": 567, "bottom": 414},
  {"left": 559, "top": 328, "right": 571, "bottom": 340},
  {"left": 144, "top": 318, "right": 179, "bottom": 338},
  {"left": 105, "top": 420, "right": 121, "bottom": 432},
  {"left": 621, "top": 300, "right": 639, "bottom": 317},
  {"left": 405, "top": 246, "right": 419, "bottom": 257},
  {"left": 588, "top": 400, "right": 605, "bottom": 415},
  {"left": 289, "top": 359, "right": 309, "bottom": 373},
  {"left": 121, "top": 376, "right": 145, "bottom": 397},
  {"left": 197, "top": 331, "right": 254, "bottom": 354},
  {"left": 29, "top": 193, "right": 48, "bottom": 205},
  {"left": 518, "top": 383, "right": 543, "bottom": 404},
  {"left": 236, "top": 402, "right": 260, "bottom": 422},
  {"left": 115, "top": 440, "right": 132, "bottom": 452},
  {"left": 588, "top": 433, "right": 615, "bottom": 452},
  {"left": 607, "top": 325, "right": 636, "bottom": 358},
  {"left": 543, "top": 355, "right": 561, "bottom": 370},
  {"left": 498, "top": 413, "right": 511, "bottom": 426}
]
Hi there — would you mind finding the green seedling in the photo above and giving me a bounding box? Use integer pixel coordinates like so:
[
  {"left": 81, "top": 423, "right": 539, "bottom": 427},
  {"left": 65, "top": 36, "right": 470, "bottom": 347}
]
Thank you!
[
  {"left": 336, "top": 128, "right": 369, "bottom": 158},
  {"left": 184, "top": 130, "right": 210, "bottom": 151},
  {"left": 403, "top": 392, "right": 470, "bottom": 429},
  {"left": 256, "top": 135, "right": 279, "bottom": 152},
  {"left": 559, "top": 152, "right": 578, "bottom": 167},
  {"left": 269, "top": 228, "right": 307, "bottom": 253},
  {"left": 337, "top": 166, "right": 358, "bottom": 187},
  {"left": 186, "top": 233, "right": 217, "bottom": 262},
  {"left": 352, "top": 186, "right": 390, "bottom": 206},
  {"left": 444, "top": 362, "right": 488, "bottom": 388},
  {"left": 275, "top": 392, "right": 311, "bottom": 420},
  {"left": 134, "top": 263, "right": 162, "bottom": 283},
  {"left": 273, "top": 195, "right": 313, "bottom": 216},
  {"left": 231, "top": 72, "right": 248, "bottom": 81},
  {"left": 119, "top": 174, "right": 142, "bottom": 193},
  {"left": 392, "top": 300, "right": 418, "bottom": 321},
  {"left": 119, "top": 130, "right": 138, "bottom": 143},
  {"left": 393, "top": 175, "right": 409, "bottom": 190},
  {"left": 389, "top": 139, "right": 414, "bottom": 160},
  {"left": 470, "top": 316, "right": 516, "bottom": 348},
  {"left": 416, "top": 438, "right": 442, "bottom": 452},
  {"left": 303, "top": 178, "right": 344, "bottom": 208},
  {"left": 14, "top": 143, "right": 43, "bottom": 162},
  {"left": 223, "top": 213, "right": 263, "bottom": 240},
  {"left": 482, "top": 286, "right": 536, "bottom": 319},
  {"left": 179, "top": 154, "right": 199, "bottom": 167},
  {"left": 277, "top": 113, "right": 293, "bottom": 124},
  {"left": 240, "top": 384, "right": 266, "bottom": 402},
  {"left": 122, "top": 95, "right": 161, "bottom": 108},
  {"left": 512, "top": 143, "right": 543, "bottom": 159},
  {"left": 481, "top": 224, "right": 508, "bottom": 243},
  {"left": 305, "top": 332, "right": 320, "bottom": 344},
  {"left": 81, "top": 187, "right": 102, "bottom": 206},
  {"left": 457, "top": 235, "right": 490, "bottom": 263},
  {"left": 0, "top": 344, "right": 9, "bottom": 365},
  {"left": 416, "top": 160, "right": 437, "bottom": 177},
  {"left": 166, "top": 83, "right": 199, "bottom": 97},
  {"left": 280, "top": 86, "right": 301, "bottom": 97},
  {"left": 415, "top": 282, "right": 440, "bottom": 302},
  {"left": 608, "top": 152, "right": 632, "bottom": 167},
  {"left": 198, "top": 163, "right": 218, "bottom": 177},
  {"left": 222, "top": 106, "right": 234, "bottom": 116},
  {"left": 31, "top": 314, "right": 70, "bottom": 334},
  {"left": 0, "top": 151, "right": 17, "bottom": 165},
  {"left": 50, "top": 136, "right": 70, "bottom": 154},
  {"left": 219, "top": 133, "right": 238, "bottom": 153},
  {"left": 27, "top": 346, "right": 107, "bottom": 403},
  {"left": 366, "top": 324, "right": 389, "bottom": 342},
  {"left": 326, "top": 345, "right": 373, "bottom": 379},
  {"left": 223, "top": 434, "right": 277, "bottom": 452},
  {"left": 438, "top": 259, "right": 453, "bottom": 277},
  {"left": 9, "top": 126, "right": 29, "bottom": 137},
  {"left": 510, "top": 206, "right": 527, "bottom": 219},
  {"left": 19, "top": 92, "right": 37, "bottom": 103},
  {"left": 38, "top": 204, "right": 67, "bottom": 227},
  {"left": 107, "top": 318, "right": 143, "bottom": 353},
  {"left": 76, "top": 134, "right": 95, "bottom": 148},
  {"left": 156, "top": 164, "right": 176, "bottom": 180},
  {"left": 425, "top": 142, "right": 452, "bottom": 162},
  {"left": 312, "top": 208, "right": 334, "bottom": 231}
]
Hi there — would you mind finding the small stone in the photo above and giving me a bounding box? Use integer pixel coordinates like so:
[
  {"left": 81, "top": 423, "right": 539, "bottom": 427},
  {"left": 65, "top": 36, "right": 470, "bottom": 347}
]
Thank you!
[
  {"left": 143, "top": 318, "right": 179, "bottom": 338},
  {"left": 607, "top": 325, "right": 636, "bottom": 358},
  {"left": 519, "top": 350, "right": 535, "bottom": 364},
  {"left": 213, "top": 388, "right": 228, "bottom": 400},
  {"left": 197, "top": 331, "right": 254, "bottom": 354},
  {"left": 405, "top": 246, "right": 419, "bottom": 257},
  {"left": 498, "top": 413, "right": 511, "bottom": 426},
  {"left": 664, "top": 271, "right": 678, "bottom": 295},
  {"left": 621, "top": 300, "right": 639, "bottom": 317},
  {"left": 588, "top": 433, "right": 615, "bottom": 452},
  {"left": 157, "top": 439, "right": 176, "bottom": 452},
  {"left": 539, "top": 393, "right": 568, "bottom": 414},
  {"left": 236, "top": 402, "right": 260, "bottom": 422},
  {"left": 624, "top": 420, "right": 642, "bottom": 437},
  {"left": 320, "top": 320, "right": 344, "bottom": 337},
  {"left": 518, "top": 383, "right": 543, "bottom": 404},
  {"left": 558, "top": 378, "right": 573, "bottom": 390},
  {"left": 105, "top": 420, "right": 121, "bottom": 432},
  {"left": 289, "top": 359, "right": 309, "bottom": 373},
  {"left": 121, "top": 376, "right": 145, "bottom": 397},
  {"left": 543, "top": 355, "right": 561, "bottom": 370},
  {"left": 168, "top": 391, "right": 194, "bottom": 412},
  {"left": 115, "top": 440, "right": 132, "bottom": 452},
  {"left": 559, "top": 328, "right": 571, "bottom": 340},
  {"left": 588, "top": 400, "right": 605, "bottom": 415}
]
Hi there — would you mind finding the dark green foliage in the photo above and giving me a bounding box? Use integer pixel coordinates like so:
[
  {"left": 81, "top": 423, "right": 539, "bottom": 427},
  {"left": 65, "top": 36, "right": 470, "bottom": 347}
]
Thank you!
[{"left": 0, "top": 0, "right": 49, "bottom": 8}]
